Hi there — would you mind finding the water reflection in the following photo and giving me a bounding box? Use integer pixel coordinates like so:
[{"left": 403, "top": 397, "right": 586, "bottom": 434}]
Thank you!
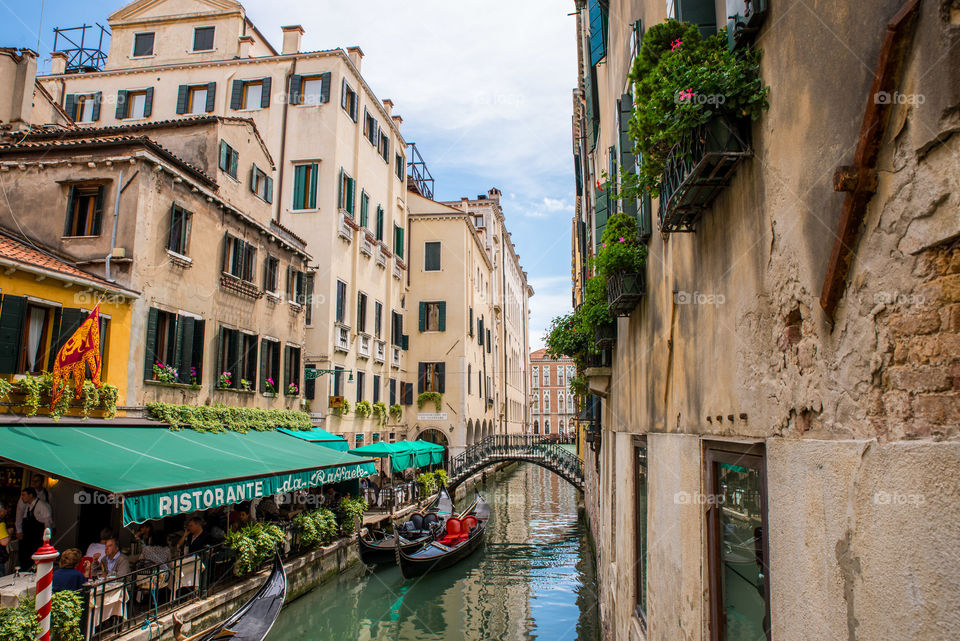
[{"left": 267, "top": 463, "right": 599, "bottom": 641}]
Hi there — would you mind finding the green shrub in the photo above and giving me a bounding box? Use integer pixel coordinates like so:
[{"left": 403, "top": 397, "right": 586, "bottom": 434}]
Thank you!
[
  {"left": 146, "top": 403, "right": 312, "bottom": 433},
  {"left": 417, "top": 472, "right": 438, "bottom": 497},
  {"left": 592, "top": 213, "right": 647, "bottom": 279},
  {"left": 337, "top": 497, "right": 368, "bottom": 536},
  {"left": 0, "top": 598, "right": 40, "bottom": 641},
  {"left": 293, "top": 508, "right": 338, "bottom": 548},
  {"left": 225, "top": 522, "right": 285, "bottom": 575},
  {"left": 433, "top": 469, "right": 449, "bottom": 488},
  {"left": 388, "top": 404, "right": 403, "bottom": 423},
  {"left": 51, "top": 590, "right": 83, "bottom": 641}
]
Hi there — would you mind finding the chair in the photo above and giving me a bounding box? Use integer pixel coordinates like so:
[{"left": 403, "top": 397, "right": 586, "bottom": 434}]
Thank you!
[
  {"left": 77, "top": 557, "right": 95, "bottom": 578},
  {"left": 408, "top": 513, "right": 424, "bottom": 534},
  {"left": 438, "top": 518, "right": 467, "bottom": 546},
  {"left": 462, "top": 515, "right": 478, "bottom": 532}
]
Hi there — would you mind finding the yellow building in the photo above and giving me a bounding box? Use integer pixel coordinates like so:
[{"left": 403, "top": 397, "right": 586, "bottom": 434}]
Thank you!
[{"left": 0, "top": 228, "right": 137, "bottom": 413}]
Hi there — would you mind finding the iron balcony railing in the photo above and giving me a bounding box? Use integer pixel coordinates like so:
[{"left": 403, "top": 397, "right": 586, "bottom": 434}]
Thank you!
[{"left": 447, "top": 434, "right": 584, "bottom": 490}]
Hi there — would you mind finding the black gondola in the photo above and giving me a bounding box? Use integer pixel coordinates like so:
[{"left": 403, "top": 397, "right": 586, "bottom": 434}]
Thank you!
[
  {"left": 357, "top": 487, "right": 454, "bottom": 566},
  {"left": 396, "top": 491, "right": 490, "bottom": 579},
  {"left": 173, "top": 550, "right": 287, "bottom": 641}
]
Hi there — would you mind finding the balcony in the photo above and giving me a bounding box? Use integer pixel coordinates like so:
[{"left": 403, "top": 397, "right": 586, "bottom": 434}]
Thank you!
[
  {"left": 607, "top": 271, "right": 645, "bottom": 316},
  {"left": 334, "top": 324, "right": 350, "bottom": 353},
  {"left": 357, "top": 333, "right": 371, "bottom": 359},
  {"left": 360, "top": 234, "right": 374, "bottom": 257},
  {"left": 338, "top": 212, "right": 355, "bottom": 242},
  {"left": 595, "top": 322, "right": 616, "bottom": 350},
  {"left": 392, "top": 260, "right": 402, "bottom": 280},
  {"left": 391, "top": 346, "right": 401, "bottom": 368},
  {"left": 658, "top": 116, "right": 751, "bottom": 233},
  {"left": 376, "top": 244, "right": 388, "bottom": 268},
  {"left": 374, "top": 340, "right": 386, "bottom": 363}
]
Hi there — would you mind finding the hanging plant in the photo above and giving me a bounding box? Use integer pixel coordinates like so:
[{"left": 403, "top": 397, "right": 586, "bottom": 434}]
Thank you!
[
  {"left": 146, "top": 402, "right": 312, "bottom": 433},
  {"left": 355, "top": 400, "right": 372, "bottom": 419},
  {"left": 332, "top": 399, "right": 351, "bottom": 417},
  {"left": 371, "top": 401, "right": 388, "bottom": 426},
  {"left": 416, "top": 392, "right": 442, "bottom": 412},
  {"left": 80, "top": 382, "right": 100, "bottom": 418},
  {"left": 389, "top": 404, "right": 402, "bottom": 423}
]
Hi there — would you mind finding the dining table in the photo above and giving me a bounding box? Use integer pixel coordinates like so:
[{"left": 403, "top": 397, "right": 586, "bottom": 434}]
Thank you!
[{"left": 0, "top": 571, "right": 35, "bottom": 608}]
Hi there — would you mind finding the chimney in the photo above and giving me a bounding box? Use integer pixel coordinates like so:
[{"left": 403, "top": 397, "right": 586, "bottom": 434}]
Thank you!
[
  {"left": 392, "top": 114, "right": 403, "bottom": 131},
  {"left": 49, "top": 51, "right": 67, "bottom": 75},
  {"left": 346, "top": 46, "right": 364, "bottom": 71},
  {"left": 238, "top": 35, "right": 254, "bottom": 58},
  {"left": 487, "top": 188, "right": 502, "bottom": 204},
  {"left": 382, "top": 98, "right": 393, "bottom": 118},
  {"left": 281, "top": 25, "right": 304, "bottom": 55},
  {"left": 8, "top": 49, "right": 37, "bottom": 128}
]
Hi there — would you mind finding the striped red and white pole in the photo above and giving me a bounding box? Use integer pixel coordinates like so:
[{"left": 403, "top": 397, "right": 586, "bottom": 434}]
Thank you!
[{"left": 32, "top": 528, "right": 59, "bottom": 641}]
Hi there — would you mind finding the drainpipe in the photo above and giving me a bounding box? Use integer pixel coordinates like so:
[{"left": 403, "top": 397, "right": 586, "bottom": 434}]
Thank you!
[
  {"left": 275, "top": 58, "right": 297, "bottom": 224},
  {"left": 106, "top": 170, "right": 138, "bottom": 281}
]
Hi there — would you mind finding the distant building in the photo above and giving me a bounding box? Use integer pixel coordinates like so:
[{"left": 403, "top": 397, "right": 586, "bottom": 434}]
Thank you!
[{"left": 529, "top": 348, "right": 575, "bottom": 438}]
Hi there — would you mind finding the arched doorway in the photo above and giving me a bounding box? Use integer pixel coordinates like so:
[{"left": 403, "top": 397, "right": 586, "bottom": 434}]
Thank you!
[{"left": 466, "top": 419, "right": 474, "bottom": 446}]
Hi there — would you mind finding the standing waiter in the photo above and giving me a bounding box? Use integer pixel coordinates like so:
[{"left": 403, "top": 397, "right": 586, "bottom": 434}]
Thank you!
[{"left": 16, "top": 487, "right": 53, "bottom": 569}]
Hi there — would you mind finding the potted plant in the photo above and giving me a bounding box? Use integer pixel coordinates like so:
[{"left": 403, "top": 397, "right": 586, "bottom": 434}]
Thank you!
[
  {"left": 355, "top": 400, "right": 372, "bottom": 418},
  {"left": 189, "top": 366, "right": 199, "bottom": 388},
  {"left": 371, "top": 401, "right": 388, "bottom": 426},
  {"left": 152, "top": 361, "right": 178, "bottom": 383},
  {"left": 240, "top": 378, "right": 252, "bottom": 392},
  {"left": 593, "top": 213, "right": 647, "bottom": 316},
  {"left": 389, "top": 403, "right": 403, "bottom": 423},
  {"left": 218, "top": 371, "right": 232, "bottom": 389},
  {"left": 264, "top": 377, "right": 276, "bottom": 395},
  {"left": 332, "top": 399, "right": 351, "bottom": 417},
  {"left": 416, "top": 392, "right": 442, "bottom": 412},
  {"left": 286, "top": 382, "right": 300, "bottom": 396}
]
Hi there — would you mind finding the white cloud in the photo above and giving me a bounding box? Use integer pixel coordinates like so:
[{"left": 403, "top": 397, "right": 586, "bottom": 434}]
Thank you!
[{"left": 527, "top": 275, "right": 574, "bottom": 350}]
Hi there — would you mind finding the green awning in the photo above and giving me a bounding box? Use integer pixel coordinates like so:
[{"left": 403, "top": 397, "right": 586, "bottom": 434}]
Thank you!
[
  {"left": 411, "top": 440, "right": 445, "bottom": 466},
  {"left": 349, "top": 441, "right": 415, "bottom": 473},
  {"left": 277, "top": 427, "right": 349, "bottom": 451},
  {"left": 0, "top": 425, "right": 376, "bottom": 525}
]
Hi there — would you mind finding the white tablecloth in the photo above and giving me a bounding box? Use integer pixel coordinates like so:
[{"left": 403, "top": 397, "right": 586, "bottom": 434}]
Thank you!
[
  {"left": 172, "top": 556, "right": 204, "bottom": 591},
  {"left": 87, "top": 581, "right": 127, "bottom": 622},
  {"left": 0, "top": 573, "right": 35, "bottom": 608}
]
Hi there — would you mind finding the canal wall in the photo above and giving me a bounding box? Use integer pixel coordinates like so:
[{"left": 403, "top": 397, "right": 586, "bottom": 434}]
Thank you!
[{"left": 453, "top": 460, "right": 518, "bottom": 501}]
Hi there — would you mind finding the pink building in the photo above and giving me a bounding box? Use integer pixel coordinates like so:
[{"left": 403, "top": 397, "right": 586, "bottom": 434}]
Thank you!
[{"left": 528, "top": 348, "right": 575, "bottom": 438}]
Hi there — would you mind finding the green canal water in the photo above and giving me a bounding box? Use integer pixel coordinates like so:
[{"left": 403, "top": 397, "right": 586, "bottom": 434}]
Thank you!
[{"left": 266, "top": 462, "right": 600, "bottom": 641}]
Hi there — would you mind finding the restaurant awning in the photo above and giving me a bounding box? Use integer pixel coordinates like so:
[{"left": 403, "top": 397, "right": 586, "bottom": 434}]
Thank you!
[
  {"left": 348, "top": 441, "right": 415, "bottom": 473},
  {"left": 0, "top": 425, "right": 376, "bottom": 525},
  {"left": 277, "top": 427, "right": 349, "bottom": 451}
]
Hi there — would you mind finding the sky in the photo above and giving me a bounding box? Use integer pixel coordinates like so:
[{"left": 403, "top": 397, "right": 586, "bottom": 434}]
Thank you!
[{"left": 0, "top": 0, "right": 578, "bottom": 349}]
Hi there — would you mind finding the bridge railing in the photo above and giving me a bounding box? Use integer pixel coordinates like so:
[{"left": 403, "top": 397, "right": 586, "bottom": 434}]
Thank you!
[{"left": 448, "top": 434, "right": 584, "bottom": 488}]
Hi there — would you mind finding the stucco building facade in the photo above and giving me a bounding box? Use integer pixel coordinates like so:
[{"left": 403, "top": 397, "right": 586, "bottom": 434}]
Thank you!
[
  {"left": 529, "top": 348, "right": 576, "bottom": 438},
  {"left": 571, "top": 1, "right": 960, "bottom": 640}
]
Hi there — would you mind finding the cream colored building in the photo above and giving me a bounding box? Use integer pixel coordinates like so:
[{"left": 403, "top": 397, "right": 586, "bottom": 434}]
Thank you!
[
  {"left": 39, "top": 0, "right": 411, "bottom": 441},
  {"left": 571, "top": 1, "right": 960, "bottom": 641},
  {"left": 442, "top": 190, "right": 534, "bottom": 436}
]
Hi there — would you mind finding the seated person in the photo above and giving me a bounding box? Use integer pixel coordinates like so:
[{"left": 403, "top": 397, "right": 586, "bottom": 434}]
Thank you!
[
  {"left": 251, "top": 496, "right": 280, "bottom": 522},
  {"left": 178, "top": 517, "right": 212, "bottom": 554},
  {"left": 99, "top": 538, "right": 131, "bottom": 577},
  {"left": 229, "top": 507, "right": 251, "bottom": 533},
  {"left": 84, "top": 528, "right": 113, "bottom": 563},
  {"left": 52, "top": 548, "right": 86, "bottom": 592},
  {"left": 0, "top": 502, "right": 11, "bottom": 569}
]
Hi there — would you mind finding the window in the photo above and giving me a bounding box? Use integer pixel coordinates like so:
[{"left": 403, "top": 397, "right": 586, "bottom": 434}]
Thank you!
[
  {"left": 304, "top": 274, "right": 315, "bottom": 325},
  {"left": 261, "top": 338, "right": 281, "bottom": 392},
  {"left": 568, "top": 393, "right": 574, "bottom": 413},
  {"left": 635, "top": 439, "right": 648, "bottom": 622},
  {"left": 395, "top": 153, "right": 405, "bottom": 181},
  {"left": 292, "top": 163, "right": 318, "bottom": 210},
  {"left": 543, "top": 366, "right": 551, "bottom": 386},
  {"left": 374, "top": 301, "right": 383, "bottom": 338},
  {"left": 393, "top": 223, "right": 404, "bottom": 259},
  {"left": 167, "top": 204, "right": 191, "bottom": 255},
  {"left": 705, "top": 442, "right": 769, "bottom": 641},
  {"left": 375, "top": 206, "right": 384, "bottom": 241},
  {"left": 143, "top": 308, "right": 205, "bottom": 384},
  {"left": 341, "top": 79, "right": 358, "bottom": 121},
  {"left": 557, "top": 366, "right": 565, "bottom": 387},
  {"left": 390, "top": 311, "right": 403, "bottom": 346},
  {"left": 219, "top": 141, "right": 239, "bottom": 179},
  {"left": 372, "top": 375, "right": 380, "bottom": 404},
  {"left": 263, "top": 256, "right": 279, "bottom": 293},
  {"left": 65, "top": 93, "right": 101, "bottom": 122},
  {"left": 216, "top": 328, "right": 257, "bottom": 389},
  {"left": 359, "top": 191, "right": 369, "bottom": 228},
  {"left": 335, "top": 280, "right": 347, "bottom": 324},
  {"left": 424, "top": 242, "right": 441, "bottom": 271},
  {"left": 567, "top": 365, "right": 575, "bottom": 379},
  {"left": 133, "top": 32, "right": 155, "bottom": 57},
  {"left": 19, "top": 304, "right": 52, "bottom": 373},
  {"left": 230, "top": 78, "right": 272, "bottom": 110},
  {"left": 176, "top": 83, "right": 215, "bottom": 115},
  {"left": 418, "top": 301, "right": 446, "bottom": 332},
  {"left": 379, "top": 132, "right": 390, "bottom": 162},
  {"left": 357, "top": 292, "right": 368, "bottom": 333},
  {"left": 291, "top": 73, "right": 331, "bottom": 106},
  {"left": 354, "top": 433, "right": 363, "bottom": 446},
  {"left": 389, "top": 378, "right": 396, "bottom": 405},
  {"left": 417, "top": 362, "right": 445, "bottom": 393},
  {"left": 193, "top": 26, "right": 215, "bottom": 51},
  {"left": 338, "top": 169, "right": 355, "bottom": 214},
  {"left": 532, "top": 366, "right": 539, "bottom": 387},
  {"left": 222, "top": 234, "right": 256, "bottom": 282},
  {"left": 116, "top": 89, "right": 153, "bottom": 119},
  {"left": 588, "top": 0, "right": 608, "bottom": 64},
  {"left": 363, "top": 108, "right": 378, "bottom": 145},
  {"left": 355, "top": 370, "right": 365, "bottom": 403},
  {"left": 64, "top": 184, "right": 104, "bottom": 237},
  {"left": 333, "top": 366, "right": 344, "bottom": 397},
  {"left": 468, "top": 307, "right": 474, "bottom": 337},
  {"left": 544, "top": 418, "right": 550, "bottom": 434},
  {"left": 558, "top": 394, "right": 565, "bottom": 413},
  {"left": 287, "top": 267, "right": 305, "bottom": 305},
  {"left": 468, "top": 363, "right": 472, "bottom": 394},
  {"left": 284, "top": 345, "right": 301, "bottom": 394},
  {"left": 250, "top": 165, "right": 274, "bottom": 203}
]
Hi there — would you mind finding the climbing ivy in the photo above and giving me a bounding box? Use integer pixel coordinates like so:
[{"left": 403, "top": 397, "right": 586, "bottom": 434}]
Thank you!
[{"left": 146, "top": 402, "right": 312, "bottom": 433}]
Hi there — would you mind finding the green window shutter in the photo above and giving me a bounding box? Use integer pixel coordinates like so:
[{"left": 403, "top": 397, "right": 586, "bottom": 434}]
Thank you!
[
  {"left": 176, "top": 316, "right": 194, "bottom": 383},
  {"left": 219, "top": 141, "right": 228, "bottom": 170},
  {"left": 469, "top": 307, "right": 473, "bottom": 336},
  {"left": 341, "top": 78, "right": 348, "bottom": 109},
  {"left": 176, "top": 85, "right": 189, "bottom": 114},
  {"left": 620, "top": 94, "right": 637, "bottom": 218},
  {"left": 347, "top": 177, "right": 355, "bottom": 214},
  {"left": 92, "top": 186, "right": 105, "bottom": 235},
  {"left": 401, "top": 334, "right": 409, "bottom": 350},
  {"left": 360, "top": 192, "right": 368, "bottom": 227},
  {"left": 486, "top": 329, "right": 491, "bottom": 353},
  {"left": 265, "top": 176, "right": 273, "bottom": 204},
  {"left": 292, "top": 166, "right": 305, "bottom": 209},
  {"left": 92, "top": 92, "right": 102, "bottom": 121},
  {"left": 418, "top": 302, "right": 425, "bottom": 332},
  {"left": 437, "top": 363, "right": 445, "bottom": 393},
  {"left": 64, "top": 187, "right": 75, "bottom": 236},
  {"left": 259, "top": 339, "right": 268, "bottom": 389},
  {"left": 230, "top": 149, "right": 239, "bottom": 178},
  {"left": 589, "top": 0, "right": 609, "bottom": 65},
  {"left": 308, "top": 163, "right": 318, "bottom": 208},
  {"left": 249, "top": 164, "right": 258, "bottom": 193},
  {"left": 143, "top": 307, "right": 159, "bottom": 380},
  {"left": 438, "top": 301, "right": 446, "bottom": 331},
  {"left": 260, "top": 77, "right": 272, "bottom": 108},
  {"left": 404, "top": 382, "right": 413, "bottom": 405},
  {"left": 337, "top": 168, "right": 343, "bottom": 209},
  {"left": 230, "top": 80, "right": 244, "bottom": 109},
  {"left": 594, "top": 185, "right": 608, "bottom": 247},
  {"left": 206, "top": 82, "right": 216, "bottom": 112},
  {"left": 143, "top": 87, "right": 154, "bottom": 117},
  {"left": 478, "top": 318, "right": 484, "bottom": 345},
  {"left": 320, "top": 72, "right": 331, "bottom": 103},
  {"left": 115, "top": 90, "right": 128, "bottom": 119},
  {"left": 192, "top": 319, "right": 205, "bottom": 381},
  {"left": 64, "top": 95, "right": 77, "bottom": 120},
  {"left": 288, "top": 74, "right": 303, "bottom": 105},
  {"left": 376, "top": 206, "right": 384, "bottom": 240},
  {"left": 229, "top": 330, "right": 241, "bottom": 388},
  {"left": 417, "top": 362, "right": 426, "bottom": 394}
]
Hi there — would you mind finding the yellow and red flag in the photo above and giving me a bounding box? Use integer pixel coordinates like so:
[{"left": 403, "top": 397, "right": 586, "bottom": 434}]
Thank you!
[{"left": 50, "top": 303, "right": 102, "bottom": 409}]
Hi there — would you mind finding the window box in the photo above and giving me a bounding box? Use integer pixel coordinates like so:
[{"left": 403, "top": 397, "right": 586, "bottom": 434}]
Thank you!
[
  {"left": 392, "top": 262, "right": 402, "bottom": 281},
  {"left": 374, "top": 340, "right": 386, "bottom": 364},
  {"left": 144, "top": 379, "right": 201, "bottom": 391},
  {"left": 338, "top": 212, "right": 354, "bottom": 242},
  {"left": 264, "top": 290, "right": 282, "bottom": 304},
  {"left": 335, "top": 325, "right": 350, "bottom": 353},
  {"left": 658, "top": 116, "right": 751, "bottom": 233},
  {"left": 376, "top": 245, "right": 388, "bottom": 268},
  {"left": 216, "top": 386, "right": 255, "bottom": 395},
  {"left": 357, "top": 334, "right": 372, "bottom": 359},
  {"left": 360, "top": 235, "right": 374, "bottom": 257},
  {"left": 595, "top": 322, "right": 616, "bottom": 350},
  {"left": 220, "top": 272, "right": 263, "bottom": 300},
  {"left": 606, "top": 271, "right": 645, "bottom": 316},
  {"left": 391, "top": 346, "right": 401, "bottom": 368},
  {"left": 166, "top": 248, "right": 192, "bottom": 268}
]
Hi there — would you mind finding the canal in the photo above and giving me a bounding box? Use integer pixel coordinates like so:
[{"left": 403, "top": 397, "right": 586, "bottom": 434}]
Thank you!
[{"left": 267, "top": 462, "right": 600, "bottom": 641}]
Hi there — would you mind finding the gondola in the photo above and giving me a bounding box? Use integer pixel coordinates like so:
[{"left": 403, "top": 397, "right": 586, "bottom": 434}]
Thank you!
[
  {"left": 396, "top": 491, "right": 490, "bottom": 579},
  {"left": 173, "top": 550, "right": 286, "bottom": 641},
  {"left": 357, "top": 486, "right": 454, "bottom": 566}
]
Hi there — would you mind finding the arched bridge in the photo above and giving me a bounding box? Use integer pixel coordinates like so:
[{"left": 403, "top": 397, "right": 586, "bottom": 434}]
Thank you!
[{"left": 447, "top": 435, "right": 584, "bottom": 492}]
